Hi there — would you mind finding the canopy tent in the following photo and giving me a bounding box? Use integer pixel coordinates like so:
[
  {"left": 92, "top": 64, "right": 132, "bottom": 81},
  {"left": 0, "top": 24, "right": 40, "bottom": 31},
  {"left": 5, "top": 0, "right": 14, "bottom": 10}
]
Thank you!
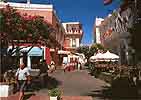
[
  {"left": 102, "top": 51, "right": 119, "bottom": 60},
  {"left": 68, "top": 54, "right": 79, "bottom": 59},
  {"left": 90, "top": 51, "right": 119, "bottom": 62},
  {"left": 90, "top": 53, "right": 105, "bottom": 62},
  {"left": 58, "top": 50, "right": 70, "bottom": 55}
]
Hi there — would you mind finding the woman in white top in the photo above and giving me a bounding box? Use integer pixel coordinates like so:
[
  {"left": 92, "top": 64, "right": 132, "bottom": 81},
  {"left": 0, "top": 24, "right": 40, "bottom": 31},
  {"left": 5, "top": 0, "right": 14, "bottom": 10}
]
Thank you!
[{"left": 15, "top": 63, "right": 31, "bottom": 100}]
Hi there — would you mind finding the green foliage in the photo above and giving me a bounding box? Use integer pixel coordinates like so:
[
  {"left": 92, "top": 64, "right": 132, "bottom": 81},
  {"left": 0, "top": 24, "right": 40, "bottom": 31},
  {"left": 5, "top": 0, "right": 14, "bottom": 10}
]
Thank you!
[
  {"left": 0, "top": 5, "right": 55, "bottom": 43},
  {"left": 91, "top": 43, "right": 104, "bottom": 50},
  {"left": 48, "top": 88, "right": 61, "bottom": 97},
  {"left": 0, "top": 5, "right": 56, "bottom": 74},
  {"left": 76, "top": 45, "right": 90, "bottom": 59},
  {"left": 112, "top": 12, "right": 117, "bottom": 17},
  {"left": 77, "top": 43, "right": 105, "bottom": 60}
]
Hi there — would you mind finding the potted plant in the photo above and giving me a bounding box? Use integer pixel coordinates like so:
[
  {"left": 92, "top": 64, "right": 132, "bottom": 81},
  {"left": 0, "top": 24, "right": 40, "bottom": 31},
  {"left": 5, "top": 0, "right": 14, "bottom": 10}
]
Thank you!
[
  {"left": 48, "top": 88, "right": 61, "bottom": 100},
  {"left": 0, "top": 70, "right": 16, "bottom": 97}
]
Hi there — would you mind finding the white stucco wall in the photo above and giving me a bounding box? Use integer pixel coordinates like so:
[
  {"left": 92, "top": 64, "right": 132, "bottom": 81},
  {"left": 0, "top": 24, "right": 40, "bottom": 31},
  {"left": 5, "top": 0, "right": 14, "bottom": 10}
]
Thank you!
[
  {"left": 95, "top": 17, "right": 104, "bottom": 44},
  {"left": 96, "top": 28, "right": 101, "bottom": 44},
  {"left": 76, "top": 38, "right": 80, "bottom": 47}
]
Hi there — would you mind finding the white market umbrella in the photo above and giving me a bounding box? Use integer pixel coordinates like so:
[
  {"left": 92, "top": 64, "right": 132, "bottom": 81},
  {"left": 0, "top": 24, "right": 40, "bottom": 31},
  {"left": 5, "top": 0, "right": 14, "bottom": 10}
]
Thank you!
[
  {"left": 102, "top": 51, "right": 119, "bottom": 60},
  {"left": 90, "top": 52, "right": 105, "bottom": 62}
]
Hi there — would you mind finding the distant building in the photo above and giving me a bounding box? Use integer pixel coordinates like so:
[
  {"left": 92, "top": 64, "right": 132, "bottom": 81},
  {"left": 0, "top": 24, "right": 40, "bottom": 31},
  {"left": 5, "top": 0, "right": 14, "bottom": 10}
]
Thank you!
[
  {"left": 62, "top": 22, "right": 83, "bottom": 52},
  {"left": 93, "top": 17, "right": 104, "bottom": 44},
  {"left": 98, "top": 1, "right": 140, "bottom": 65}
]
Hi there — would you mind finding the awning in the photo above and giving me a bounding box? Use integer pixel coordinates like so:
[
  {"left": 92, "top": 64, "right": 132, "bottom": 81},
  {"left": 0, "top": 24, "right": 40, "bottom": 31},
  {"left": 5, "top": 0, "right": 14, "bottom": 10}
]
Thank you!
[
  {"left": 28, "top": 47, "right": 43, "bottom": 56},
  {"left": 8, "top": 46, "right": 43, "bottom": 56}
]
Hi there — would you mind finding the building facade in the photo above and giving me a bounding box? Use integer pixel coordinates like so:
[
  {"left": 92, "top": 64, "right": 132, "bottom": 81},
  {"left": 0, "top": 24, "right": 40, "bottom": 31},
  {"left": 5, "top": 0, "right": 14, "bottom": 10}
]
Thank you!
[
  {"left": 93, "top": 17, "right": 104, "bottom": 44},
  {"left": 0, "top": 1, "right": 65, "bottom": 68},
  {"left": 98, "top": 1, "right": 139, "bottom": 65},
  {"left": 62, "top": 22, "right": 83, "bottom": 52}
]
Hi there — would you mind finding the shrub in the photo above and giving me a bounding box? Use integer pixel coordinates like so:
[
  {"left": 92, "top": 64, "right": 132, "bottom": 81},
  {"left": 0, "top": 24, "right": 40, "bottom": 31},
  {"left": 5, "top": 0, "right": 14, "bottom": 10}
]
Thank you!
[{"left": 48, "top": 88, "right": 61, "bottom": 97}]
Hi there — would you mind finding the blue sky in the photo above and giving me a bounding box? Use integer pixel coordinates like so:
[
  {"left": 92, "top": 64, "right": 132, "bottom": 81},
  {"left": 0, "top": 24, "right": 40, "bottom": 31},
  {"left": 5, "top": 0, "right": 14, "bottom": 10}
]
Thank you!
[{"left": 10, "top": 0, "right": 120, "bottom": 45}]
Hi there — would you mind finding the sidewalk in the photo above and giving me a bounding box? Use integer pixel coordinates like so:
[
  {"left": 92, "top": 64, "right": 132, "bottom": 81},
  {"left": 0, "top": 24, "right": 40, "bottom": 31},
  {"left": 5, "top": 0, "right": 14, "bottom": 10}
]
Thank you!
[
  {"left": 1, "top": 70, "right": 109, "bottom": 100},
  {"left": 1, "top": 94, "right": 93, "bottom": 100},
  {"left": 29, "top": 95, "right": 93, "bottom": 100}
]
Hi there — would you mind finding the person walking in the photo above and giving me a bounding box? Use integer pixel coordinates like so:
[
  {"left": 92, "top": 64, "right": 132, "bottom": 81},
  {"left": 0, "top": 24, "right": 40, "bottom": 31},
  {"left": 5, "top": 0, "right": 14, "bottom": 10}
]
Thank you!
[
  {"left": 49, "top": 61, "right": 55, "bottom": 73},
  {"left": 15, "top": 63, "right": 31, "bottom": 100}
]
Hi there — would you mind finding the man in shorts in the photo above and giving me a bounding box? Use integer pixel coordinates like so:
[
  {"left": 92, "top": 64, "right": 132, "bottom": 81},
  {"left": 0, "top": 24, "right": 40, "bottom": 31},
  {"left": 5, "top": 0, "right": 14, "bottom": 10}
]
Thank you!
[{"left": 15, "top": 63, "right": 31, "bottom": 100}]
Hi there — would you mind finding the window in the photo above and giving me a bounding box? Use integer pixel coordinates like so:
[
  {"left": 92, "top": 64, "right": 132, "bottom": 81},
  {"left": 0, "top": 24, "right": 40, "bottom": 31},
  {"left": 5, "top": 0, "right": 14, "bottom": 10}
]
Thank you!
[
  {"left": 72, "top": 38, "right": 76, "bottom": 47},
  {"left": 31, "top": 56, "right": 42, "bottom": 69}
]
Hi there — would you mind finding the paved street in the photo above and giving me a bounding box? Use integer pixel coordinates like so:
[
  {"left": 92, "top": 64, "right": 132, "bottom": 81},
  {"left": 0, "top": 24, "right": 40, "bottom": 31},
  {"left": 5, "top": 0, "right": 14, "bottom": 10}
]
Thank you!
[
  {"left": 1, "top": 69, "right": 110, "bottom": 100},
  {"left": 36, "top": 69, "right": 110, "bottom": 99}
]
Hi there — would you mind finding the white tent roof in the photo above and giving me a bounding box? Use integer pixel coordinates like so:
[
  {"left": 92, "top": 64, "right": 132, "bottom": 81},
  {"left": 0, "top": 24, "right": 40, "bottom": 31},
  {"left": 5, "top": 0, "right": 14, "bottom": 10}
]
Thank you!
[
  {"left": 102, "top": 51, "right": 119, "bottom": 59},
  {"left": 58, "top": 50, "right": 70, "bottom": 54},
  {"left": 90, "top": 51, "right": 119, "bottom": 62},
  {"left": 90, "top": 52, "right": 104, "bottom": 60},
  {"left": 90, "top": 52, "right": 105, "bottom": 62},
  {"left": 68, "top": 54, "right": 79, "bottom": 58}
]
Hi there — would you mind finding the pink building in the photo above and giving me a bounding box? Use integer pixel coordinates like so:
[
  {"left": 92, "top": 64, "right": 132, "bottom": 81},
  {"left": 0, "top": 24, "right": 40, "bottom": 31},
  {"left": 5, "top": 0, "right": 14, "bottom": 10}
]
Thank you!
[
  {"left": 62, "top": 22, "right": 83, "bottom": 52},
  {"left": 0, "top": 2, "right": 65, "bottom": 68}
]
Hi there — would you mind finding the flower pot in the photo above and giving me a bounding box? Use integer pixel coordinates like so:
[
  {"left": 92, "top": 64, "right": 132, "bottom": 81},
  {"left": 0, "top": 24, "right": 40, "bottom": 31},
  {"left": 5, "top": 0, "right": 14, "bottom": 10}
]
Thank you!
[
  {"left": 50, "top": 96, "right": 58, "bottom": 100},
  {"left": 0, "top": 83, "right": 14, "bottom": 97}
]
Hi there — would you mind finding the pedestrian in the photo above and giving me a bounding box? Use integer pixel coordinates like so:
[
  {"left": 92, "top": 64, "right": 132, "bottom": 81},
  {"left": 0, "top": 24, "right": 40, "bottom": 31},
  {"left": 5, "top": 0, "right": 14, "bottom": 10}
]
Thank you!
[
  {"left": 77, "top": 60, "right": 81, "bottom": 70},
  {"left": 49, "top": 61, "right": 55, "bottom": 73},
  {"left": 15, "top": 63, "right": 31, "bottom": 100},
  {"left": 63, "top": 63, "right": 67, "bottom": 73},
  {"left": 40, "top": 60, "right": 49, "bottom": 74}
]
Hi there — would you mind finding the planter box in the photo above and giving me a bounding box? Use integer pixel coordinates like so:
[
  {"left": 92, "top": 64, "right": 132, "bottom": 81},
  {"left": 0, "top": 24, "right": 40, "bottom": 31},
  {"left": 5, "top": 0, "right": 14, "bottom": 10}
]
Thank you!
[
  {"left": 0, "top": 84, "right": 14, "bottom": 97},
  {"left": 50, "top": 96, "right": 58, "bottom": 100}
]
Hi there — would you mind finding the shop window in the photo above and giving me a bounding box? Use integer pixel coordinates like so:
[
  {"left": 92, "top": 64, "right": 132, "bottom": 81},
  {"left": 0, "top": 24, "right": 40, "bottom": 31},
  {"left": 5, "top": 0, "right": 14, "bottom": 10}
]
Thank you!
[{"left": 31, "top": 56, "right": 42, "bottom": 69}]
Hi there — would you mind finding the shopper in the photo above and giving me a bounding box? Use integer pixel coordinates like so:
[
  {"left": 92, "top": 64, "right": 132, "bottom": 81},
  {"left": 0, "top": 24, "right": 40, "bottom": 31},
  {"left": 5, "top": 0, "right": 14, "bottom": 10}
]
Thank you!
[{"left": 15, "top": 63, "right": 31, "bottom": 100}]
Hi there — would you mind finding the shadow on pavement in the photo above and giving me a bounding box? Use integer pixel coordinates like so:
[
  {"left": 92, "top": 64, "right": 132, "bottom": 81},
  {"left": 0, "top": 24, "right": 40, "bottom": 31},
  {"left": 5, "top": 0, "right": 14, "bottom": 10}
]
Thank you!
[
  {"left": 23, "top": 76, "right": 62, "bottom": 99},
  {"left": 26, "top": 75, "right": 62, "bottom": 92},
  {"left": 23, "top": 92, "right": 35, "bottom": 100},
  {"left": 46, "top": 76, "right": 62, "bottom": 89},
  {"left": 83, "top": 77, "right": 141, "bottom": 100}
]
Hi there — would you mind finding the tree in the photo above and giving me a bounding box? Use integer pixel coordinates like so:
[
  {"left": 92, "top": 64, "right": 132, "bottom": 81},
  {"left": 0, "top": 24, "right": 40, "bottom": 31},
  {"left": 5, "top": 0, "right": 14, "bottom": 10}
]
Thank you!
[
  {"left": 90, "top": 43, "right": 104, "bottom": 51},
  {"left": 0, "top": 5, "right": 56, "bottom": 74},
  {"left": 77, "top": 43, "right": 105, "bottom": 60},
  {"left": 77, "top": 45, "right": 90, "bottom": 59}
]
